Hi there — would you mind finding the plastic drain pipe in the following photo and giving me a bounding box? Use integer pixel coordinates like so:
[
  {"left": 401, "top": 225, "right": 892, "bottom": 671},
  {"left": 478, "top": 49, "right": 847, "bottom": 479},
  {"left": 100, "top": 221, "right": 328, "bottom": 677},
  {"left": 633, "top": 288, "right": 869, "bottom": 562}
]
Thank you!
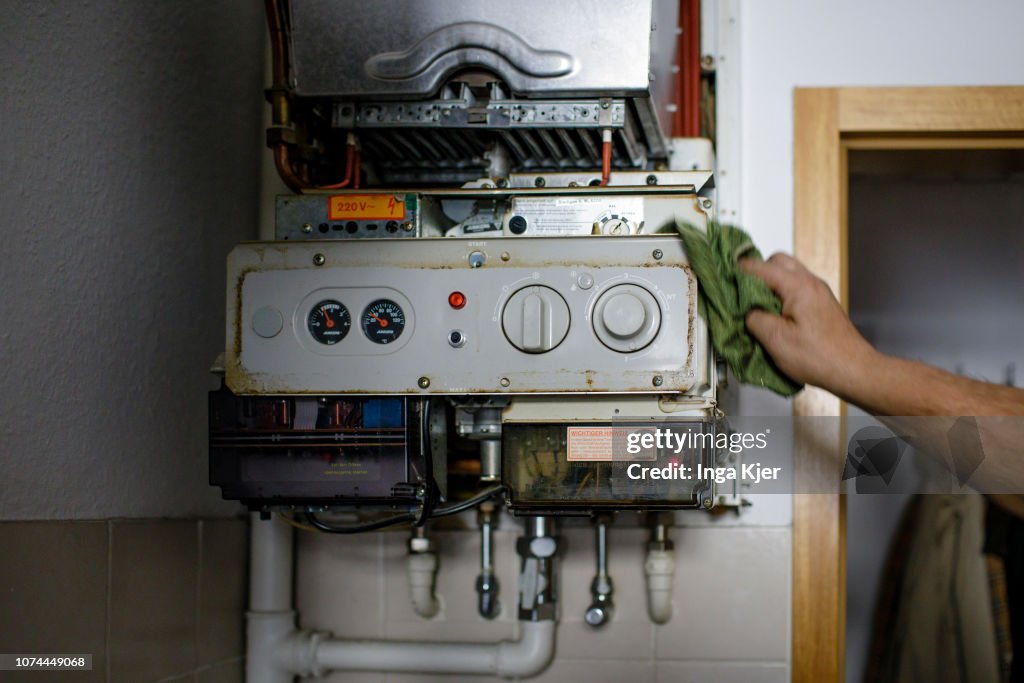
[{"left": 247, "top": 512, "right": 558, "bottom": 681}]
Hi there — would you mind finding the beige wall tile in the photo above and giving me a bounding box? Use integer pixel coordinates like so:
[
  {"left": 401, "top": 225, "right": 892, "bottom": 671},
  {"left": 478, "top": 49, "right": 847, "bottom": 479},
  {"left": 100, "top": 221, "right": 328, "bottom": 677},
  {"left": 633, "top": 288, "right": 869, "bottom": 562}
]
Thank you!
[
  {"left": 109, "top": 520, "right": 198, "bottom": 682},
  {"left": 198, "top": 657, "right": 244, "bottom": 683},
  {"left": 0, "top": 521, "right": 107, "bottom": 682},
  {"left": 654, "top": 527, "right": 791, "bottom": 661},
  {"left": 198, "top": 519, "right": 247, "bottom": 665},
  {"left": 655, "top": 661, "right": 789, "bottom": 683}
]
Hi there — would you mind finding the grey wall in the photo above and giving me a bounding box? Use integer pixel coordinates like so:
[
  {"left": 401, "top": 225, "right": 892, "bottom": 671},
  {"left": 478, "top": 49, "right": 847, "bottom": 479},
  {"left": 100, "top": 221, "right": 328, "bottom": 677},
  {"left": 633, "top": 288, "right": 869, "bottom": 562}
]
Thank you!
[
  {"left": 0, "top": 1, "right": 266, "bottom": 519},
  {"left": 845, "top": 162, "right": 1024, "bottom": 683}
]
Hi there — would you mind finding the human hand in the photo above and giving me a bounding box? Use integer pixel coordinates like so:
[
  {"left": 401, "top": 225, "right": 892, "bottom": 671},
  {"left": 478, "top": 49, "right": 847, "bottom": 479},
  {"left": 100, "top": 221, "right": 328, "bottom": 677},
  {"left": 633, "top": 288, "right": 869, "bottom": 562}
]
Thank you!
[{"left": 739, "top": 253, "right": 878, "bottom": 393}]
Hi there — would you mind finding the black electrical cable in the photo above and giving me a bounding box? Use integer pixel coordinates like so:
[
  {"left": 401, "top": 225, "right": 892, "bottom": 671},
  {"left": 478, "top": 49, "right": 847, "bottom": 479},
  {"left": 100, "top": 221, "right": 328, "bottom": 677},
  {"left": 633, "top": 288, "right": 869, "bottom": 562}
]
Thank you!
[
  {"left": 430, "top": 485, "right": 506, "bottom": 518},
  {"left": 305, "top": 509, "right": 417, "bottom": 534},
  {"left": 415, "top": 397, "right": 438, "bottom": 526},
  {"left": 303, "top": 486, "right": 505, "bottom": 534}
]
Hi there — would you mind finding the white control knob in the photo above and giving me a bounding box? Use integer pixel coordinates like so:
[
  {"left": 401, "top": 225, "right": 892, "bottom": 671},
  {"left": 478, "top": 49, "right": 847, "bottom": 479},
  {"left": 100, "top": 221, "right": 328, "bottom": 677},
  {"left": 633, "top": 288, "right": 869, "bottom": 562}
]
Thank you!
[
  {"left": 593, "top": 284, "right": 661, "bottom": 352},
  {"left": 502, "top": 285, "right": 570, "bottom": 353}
]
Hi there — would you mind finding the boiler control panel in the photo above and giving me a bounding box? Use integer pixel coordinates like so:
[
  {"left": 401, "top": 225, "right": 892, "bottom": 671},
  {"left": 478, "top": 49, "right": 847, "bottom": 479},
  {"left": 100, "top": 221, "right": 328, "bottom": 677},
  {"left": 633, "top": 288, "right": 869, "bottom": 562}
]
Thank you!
[{"left": 225, "top": 236, "right": 710, "bottom": 395}]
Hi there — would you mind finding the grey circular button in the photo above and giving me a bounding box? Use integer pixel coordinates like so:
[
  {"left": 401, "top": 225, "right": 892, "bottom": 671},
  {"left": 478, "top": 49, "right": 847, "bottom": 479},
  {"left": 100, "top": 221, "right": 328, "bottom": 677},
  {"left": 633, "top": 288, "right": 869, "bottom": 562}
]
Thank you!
[
  {"left": 603, "top": 292, "right": 647, "bottom": 338},
  {"left": 577, "top": 273, "right": 594, "bottom": 290},
  {"left": 592, "top": 284, "right": 661, "bottom": 353},
  {"left": 252, "top": 306, "right": 283, "bottom": 338}
]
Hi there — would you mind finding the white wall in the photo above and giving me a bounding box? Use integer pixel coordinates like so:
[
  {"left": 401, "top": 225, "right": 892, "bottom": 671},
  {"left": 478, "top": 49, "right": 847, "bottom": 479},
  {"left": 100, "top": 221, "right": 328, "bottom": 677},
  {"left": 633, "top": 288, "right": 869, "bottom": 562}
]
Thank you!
[
  {"left": 0, "top": 1, "right": 266, "bottom": 519},
  {"left": 739, "top": 0, "right": 1024, "bottom": 257}
]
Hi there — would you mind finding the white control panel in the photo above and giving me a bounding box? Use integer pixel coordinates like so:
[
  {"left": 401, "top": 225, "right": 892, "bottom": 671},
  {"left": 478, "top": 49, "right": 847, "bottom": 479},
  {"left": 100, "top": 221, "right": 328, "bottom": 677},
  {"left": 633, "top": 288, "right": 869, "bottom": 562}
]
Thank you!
[{"left": 225, "top": 236, "right": 711, "bottom": 395}]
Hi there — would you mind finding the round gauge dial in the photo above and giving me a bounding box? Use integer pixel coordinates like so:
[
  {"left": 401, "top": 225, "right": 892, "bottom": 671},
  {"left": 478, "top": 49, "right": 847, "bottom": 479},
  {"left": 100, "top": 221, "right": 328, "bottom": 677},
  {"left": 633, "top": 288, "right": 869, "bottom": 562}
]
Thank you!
[
  {"left": 362, "top": 299, "right": 406, "bottom": 344},
  {"left": 307, "top": 300, "right": 351, "bottom": 345}
]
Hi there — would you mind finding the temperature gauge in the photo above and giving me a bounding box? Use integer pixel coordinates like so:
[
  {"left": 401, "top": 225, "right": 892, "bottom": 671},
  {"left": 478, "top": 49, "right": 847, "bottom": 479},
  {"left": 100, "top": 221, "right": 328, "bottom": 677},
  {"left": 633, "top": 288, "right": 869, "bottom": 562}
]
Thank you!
[
  {"left": 362, "top": 299, "right": 406, "bottom": 344},
  {"left": 307, "top": 300, "right": 351, "bottom": 345}
]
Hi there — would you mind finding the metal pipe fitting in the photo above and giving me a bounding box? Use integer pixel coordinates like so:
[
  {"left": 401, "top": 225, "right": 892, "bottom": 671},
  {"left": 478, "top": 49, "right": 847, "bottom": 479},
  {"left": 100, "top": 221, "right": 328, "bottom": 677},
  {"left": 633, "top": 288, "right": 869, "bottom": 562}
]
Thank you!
[
  {"left": 476, "top": 504, "right": 501, "bottom": 619},
  {"left": 584, "top": 515, "right": 614, "bottom": 627}
]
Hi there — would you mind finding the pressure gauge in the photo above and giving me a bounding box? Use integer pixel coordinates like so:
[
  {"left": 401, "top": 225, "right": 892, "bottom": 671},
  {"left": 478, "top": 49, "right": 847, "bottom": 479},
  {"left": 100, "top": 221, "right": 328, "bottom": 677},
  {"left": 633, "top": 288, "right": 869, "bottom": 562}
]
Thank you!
[
  {"left": 362, "top": 299, "right": 406, "bottom": 344},
  {"left": 307, "top": 300, "right": 351, "bottom": 345}
]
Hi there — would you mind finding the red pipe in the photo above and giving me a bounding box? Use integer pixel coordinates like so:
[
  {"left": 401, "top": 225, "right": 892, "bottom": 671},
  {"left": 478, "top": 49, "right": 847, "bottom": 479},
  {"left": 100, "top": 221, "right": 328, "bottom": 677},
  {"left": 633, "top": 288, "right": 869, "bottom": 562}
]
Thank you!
[
  {"left": 599, "top": 130, "right": 612, "bottom": 186},
  {"left": 320, "top": 141, "right": 356, "bottom": 189},
  {"left": 673, "top": 0, "right": 701, "bottom": 137}
]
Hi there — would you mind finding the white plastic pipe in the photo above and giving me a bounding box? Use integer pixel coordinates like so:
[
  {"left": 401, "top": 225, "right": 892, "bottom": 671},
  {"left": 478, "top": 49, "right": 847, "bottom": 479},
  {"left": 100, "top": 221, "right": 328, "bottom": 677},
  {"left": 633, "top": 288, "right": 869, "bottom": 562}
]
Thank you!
[
  {"left": 407, "top": 550, "right": 441, "bottom": 618},
  {"left": 644, "top": 548, "right": 675, "bottom": 624},
  {"left": 247, "top": 511, "right": 557, "bottom": 681},
  {"left": 294, "top": 620, "right": 556, "bottom": 678},
  {"left": 247, "top": 513, "right": 298, "bottom": 683}
]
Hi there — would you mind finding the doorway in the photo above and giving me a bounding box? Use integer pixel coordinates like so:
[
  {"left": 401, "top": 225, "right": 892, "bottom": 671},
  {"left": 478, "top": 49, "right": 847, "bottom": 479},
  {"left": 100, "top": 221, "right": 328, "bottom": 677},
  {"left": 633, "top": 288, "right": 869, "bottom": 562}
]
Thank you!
[{"left": 792, "top": 86, "right": 1024, "bottom": 683}]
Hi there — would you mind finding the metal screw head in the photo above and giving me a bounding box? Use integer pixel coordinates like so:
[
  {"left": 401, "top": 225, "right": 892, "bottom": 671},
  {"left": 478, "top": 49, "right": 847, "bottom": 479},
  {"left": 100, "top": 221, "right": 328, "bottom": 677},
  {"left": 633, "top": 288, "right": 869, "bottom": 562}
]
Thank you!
[
  {"left": 497, "top": 178, "right": 510, "bottom": 188},
  {"left": 646, "top": 174, "right": 658, "bottom": 186},
  {"left": 402, "top": 221, "right": 414, "bottom": 232},
  {"left": 652, "top": 375, "right": 664, "bottom": 387},
  {"left": 701, "top": 198, "right": 713, "bottom": 210},
  {"left": 500, "top": 251, "right": 511, "bottom": 262},
  {"left": 301, "top": 223, "right": 312, "bottom": 234},
  {"left": 417, "top": 376, "right": 430, "bottom": 389},
  {"left": 534, "top": 177, "right": 546, "bottom": 187},
  {"left": 652, "top": 249, "right": 664, "bottom": 261},
  {"left": 499, "top": 377, "right": 511, "bottom": 387},
  {"left": 702, "top": 497, "right": 714, "bottom": 510},
  {"left": 701, "top": 54, "right": 715, "bottom": 70},
  {"left": 312, "top": 253, "right": 326, "bottom": 266}
]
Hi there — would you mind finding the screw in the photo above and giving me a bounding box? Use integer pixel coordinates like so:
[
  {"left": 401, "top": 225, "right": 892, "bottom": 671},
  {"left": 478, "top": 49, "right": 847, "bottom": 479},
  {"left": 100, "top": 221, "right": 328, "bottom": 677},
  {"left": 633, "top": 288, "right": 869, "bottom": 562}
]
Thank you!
[
  {"left": 652, "top": 249, "right": 663, "bottom": 260},
  {"left": 403, "top": 221, "right": 414, "bottom": 232},
  {"left": 312, "top": 253, "right": 326, "bottom": 266},
  {"left": 301, "top": 223, "right": 312, "bottom": 234},
  {"left": 500, "top": 251, "right": 511, "bottom": 262},
  {"left": 534, "top": 177, "right": 546, "bottom": 187},
  {"left": 701, "top": 198, "right": 713, "bottom": 210},
  {"left": 702, "top": 497, "right": 714, "bottom": 510},
  {"left": 499, "top": 377, "right": 511, "bottom": 387},
  {"left": 652, "top": 375, "right": 663, "bottom": 387},
  {"left": 701, "top": 54, "right": 715, "bottom": 70},
  {"left": 601, "top": 100, "right": 610, "bottom": 109},
  {"left": 497, "top": 178, "right": 510, "bottom": 188},
  {"left": 417, "top": 376, "right": 430, "bottom": 389},
  {"left": 646, "top": 174, "right": 658, "bottom": 186}
]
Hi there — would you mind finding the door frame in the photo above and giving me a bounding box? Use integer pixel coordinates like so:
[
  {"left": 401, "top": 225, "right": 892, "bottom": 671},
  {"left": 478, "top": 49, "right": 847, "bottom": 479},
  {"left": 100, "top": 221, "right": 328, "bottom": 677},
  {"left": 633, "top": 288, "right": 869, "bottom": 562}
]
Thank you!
[{"left": 791, "top": 86, "right": 1024, "bottom": 683}]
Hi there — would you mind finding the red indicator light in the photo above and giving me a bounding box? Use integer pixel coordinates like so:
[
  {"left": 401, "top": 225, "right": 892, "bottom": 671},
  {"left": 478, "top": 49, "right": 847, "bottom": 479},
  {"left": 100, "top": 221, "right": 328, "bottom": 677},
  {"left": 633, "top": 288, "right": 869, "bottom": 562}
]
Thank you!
[{"left": 448, "top": 291, "right": 466, "bottom": 309}]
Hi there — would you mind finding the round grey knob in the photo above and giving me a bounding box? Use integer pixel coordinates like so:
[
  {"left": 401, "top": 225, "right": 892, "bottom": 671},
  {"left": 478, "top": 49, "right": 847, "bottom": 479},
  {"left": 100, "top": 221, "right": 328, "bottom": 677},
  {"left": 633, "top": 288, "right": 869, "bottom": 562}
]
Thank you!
[
  {"left": 593, "top": 284, "right": 661, "bottom": 352},
  {"left": 502, "top": 286, "right": 570, "bottom": 353}
]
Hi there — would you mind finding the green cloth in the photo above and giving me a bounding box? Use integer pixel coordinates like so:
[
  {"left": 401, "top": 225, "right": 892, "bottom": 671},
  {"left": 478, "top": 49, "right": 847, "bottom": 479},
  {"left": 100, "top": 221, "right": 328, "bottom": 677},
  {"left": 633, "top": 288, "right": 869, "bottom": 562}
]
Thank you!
[{"left": 674, "top": 219, "right": 803, "bottom": 397}]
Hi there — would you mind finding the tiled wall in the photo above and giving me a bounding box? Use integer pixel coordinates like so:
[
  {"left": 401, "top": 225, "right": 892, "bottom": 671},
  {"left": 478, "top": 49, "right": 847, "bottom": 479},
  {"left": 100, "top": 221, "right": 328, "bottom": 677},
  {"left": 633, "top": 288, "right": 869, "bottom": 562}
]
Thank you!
[
  {"left": 0, "top": 519, "right": 247, "bottom": 683},
  {"left": 296, "top": 511, "right": 791, "bottom": 683}
]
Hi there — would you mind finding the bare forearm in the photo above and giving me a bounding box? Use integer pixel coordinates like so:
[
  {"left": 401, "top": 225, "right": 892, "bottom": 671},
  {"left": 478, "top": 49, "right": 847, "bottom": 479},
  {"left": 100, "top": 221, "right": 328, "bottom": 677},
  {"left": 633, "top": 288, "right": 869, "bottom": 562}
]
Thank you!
[{"left": 838, "top": 350, "right": 1024, "bottom": 417}]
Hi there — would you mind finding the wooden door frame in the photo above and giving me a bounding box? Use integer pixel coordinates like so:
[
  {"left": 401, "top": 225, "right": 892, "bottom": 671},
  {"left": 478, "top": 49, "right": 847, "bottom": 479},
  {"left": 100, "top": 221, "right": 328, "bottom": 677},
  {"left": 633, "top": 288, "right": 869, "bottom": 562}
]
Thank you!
[{"left": 792, "top": 86, "right": 1024, "bottom": 683}]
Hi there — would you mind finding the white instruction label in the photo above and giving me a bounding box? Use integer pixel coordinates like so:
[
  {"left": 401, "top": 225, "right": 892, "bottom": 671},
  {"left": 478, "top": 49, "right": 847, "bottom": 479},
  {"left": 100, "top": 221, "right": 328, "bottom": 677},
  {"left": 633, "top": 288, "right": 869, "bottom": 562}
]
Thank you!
[
  {"left": 511, "top": 196, "right": 644, "bottom": 235},
  {"left": 566, "top": 426, "right": 657, "bottom": 461}
]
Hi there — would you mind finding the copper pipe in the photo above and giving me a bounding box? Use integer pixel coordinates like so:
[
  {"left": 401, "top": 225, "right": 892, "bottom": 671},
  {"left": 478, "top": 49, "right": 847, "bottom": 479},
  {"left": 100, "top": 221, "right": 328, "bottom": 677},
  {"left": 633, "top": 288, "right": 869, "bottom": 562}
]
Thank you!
[
  {"left": 265, "top": 0, "right": 290, "bottom": 127},
  {"left": 673, "top": 0, "right": 701, "bottom": 137},
  {"left": 273, "top": 143, "right": 306, "bottom": 193}
]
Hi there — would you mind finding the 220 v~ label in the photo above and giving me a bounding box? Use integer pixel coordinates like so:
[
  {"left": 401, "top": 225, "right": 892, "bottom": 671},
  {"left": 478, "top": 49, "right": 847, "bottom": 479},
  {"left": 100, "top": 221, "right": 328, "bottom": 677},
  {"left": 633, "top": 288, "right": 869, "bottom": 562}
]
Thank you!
[{"left": 328, "top": 194, "right": 406, "bottom": 221}]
